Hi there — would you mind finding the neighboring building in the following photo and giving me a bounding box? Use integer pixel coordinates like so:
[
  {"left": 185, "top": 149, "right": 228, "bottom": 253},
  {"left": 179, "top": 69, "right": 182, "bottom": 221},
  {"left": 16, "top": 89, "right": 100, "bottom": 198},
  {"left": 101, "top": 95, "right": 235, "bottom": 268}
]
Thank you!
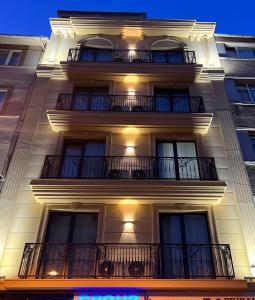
[
  {"left": 216, "top": 35, "right": 255, "bottom": 196},
  {"left": 1, "top": 10, "right": 255, "bottom": 299},
  {"left": 0, "top": 34, "right": 48, "bottom": 190}
]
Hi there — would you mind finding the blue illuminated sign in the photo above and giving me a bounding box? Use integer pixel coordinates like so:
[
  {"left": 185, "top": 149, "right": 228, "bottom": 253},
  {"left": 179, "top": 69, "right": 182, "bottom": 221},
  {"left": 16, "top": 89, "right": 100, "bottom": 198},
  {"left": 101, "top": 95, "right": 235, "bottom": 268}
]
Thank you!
[{"left": 77, "top": 295, "right": 139, "bottom": 300}]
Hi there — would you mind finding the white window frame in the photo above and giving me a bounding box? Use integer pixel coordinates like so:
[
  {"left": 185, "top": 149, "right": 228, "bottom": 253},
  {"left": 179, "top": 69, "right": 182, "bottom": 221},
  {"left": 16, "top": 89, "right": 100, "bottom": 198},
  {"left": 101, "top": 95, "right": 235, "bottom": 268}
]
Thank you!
[
  {"left": 0, "top": 49, "right": 22, "bottom": 66},
  {"left": 0, "top": 89, "right": 8, "bottom": 111},
  {"left": 236, "top": 84, "right": 255, "bottom": 103}
]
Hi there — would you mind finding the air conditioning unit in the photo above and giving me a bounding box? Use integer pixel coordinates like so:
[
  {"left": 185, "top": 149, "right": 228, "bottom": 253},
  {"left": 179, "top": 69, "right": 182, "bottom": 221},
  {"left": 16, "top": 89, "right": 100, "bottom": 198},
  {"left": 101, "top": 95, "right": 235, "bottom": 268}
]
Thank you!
[
  {"left": 112, "top": 105, "right": 122, "bottom": 112},
  {"left": 108, "top": 169, "right": 121, "bottom": 179},
  {"left": 114, "top": 57, "right": 124, "bottom": 62},
  {"left": 128, "top": 261, "right": 145, "bottom": 277},
  {"left": 98, "top": 260, "right": 114, "bottom": 278},
  {"left": 132, "top": 169, "right": 146, "bottom": 179},
  {"left": 132, "top": 105, "right": 144, "bottom": 112}
]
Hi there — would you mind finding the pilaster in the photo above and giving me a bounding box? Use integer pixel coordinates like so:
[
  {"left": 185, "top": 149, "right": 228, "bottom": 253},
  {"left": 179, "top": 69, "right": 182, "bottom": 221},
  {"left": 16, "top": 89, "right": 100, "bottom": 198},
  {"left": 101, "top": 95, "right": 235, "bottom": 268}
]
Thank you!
[
  {"left": 0, "top": 72, "right": 52, "bottom": 269},
  {"left": 210, "top": 73, "right": 255, "bottom": 271}
]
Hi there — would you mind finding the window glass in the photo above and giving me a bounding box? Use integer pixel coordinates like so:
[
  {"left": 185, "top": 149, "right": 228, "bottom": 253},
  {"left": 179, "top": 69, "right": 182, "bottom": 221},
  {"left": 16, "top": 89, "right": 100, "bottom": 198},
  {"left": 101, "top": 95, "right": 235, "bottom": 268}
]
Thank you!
[
  {"left": 238, "top": 89, "right": 250, "bottom": 102},
  {"left": 225, "top": 47, "right": 238, "bottom": 58},
  {"left": 250, "top": 136, "right": 255, "bottom": 154},
  {"left": 236, "top": 84, "right": 255, "bottom": 103},
  {"left": 238, "top": 48, "right": 255, "bottom": 59},
  {"left": 8, "top": 51, "right": 21, "bottom": 65},
  {"left": 0, "top": 50, "right": 9, "bottom": 65},
  {"left": 0, "top": 90, "right": 7, "bottom": 110}
]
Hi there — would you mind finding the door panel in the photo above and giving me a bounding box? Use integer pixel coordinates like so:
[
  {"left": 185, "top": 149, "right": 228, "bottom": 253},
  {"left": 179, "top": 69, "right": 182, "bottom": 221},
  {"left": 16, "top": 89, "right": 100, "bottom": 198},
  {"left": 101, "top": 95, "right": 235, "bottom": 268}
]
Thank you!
[
  {"left": 73, "top": 87, "right": 109, "bottom": 111},
  {"left": 176, "top": 142, "right": 199, "bottom": 179},
  {"left": 81, "top": 142, "right": 106, "bottom": 178},
  {"left": 60, "top": 141, "right": 105, "bottom": 178},
  {"left": 60, "top": 144, "right": 82, "bottom": 178},
  {"left": 156, "top": 142, "right": 175, "bottom": 179},
  {"left": 154, "top": 89, "right": 190, "bottom": 112},
  {"left": 159, "top": 213, "right": 214, "bottom": 278},
  {"left": 40, "top": 212, "right": 98, "bottom": 278}
]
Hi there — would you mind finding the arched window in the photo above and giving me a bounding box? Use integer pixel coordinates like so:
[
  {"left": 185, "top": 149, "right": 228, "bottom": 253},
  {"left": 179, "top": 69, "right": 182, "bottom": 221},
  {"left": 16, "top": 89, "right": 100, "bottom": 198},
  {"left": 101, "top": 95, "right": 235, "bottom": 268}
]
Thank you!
[
  {"left": 151, "top": 39, "right": 186, "bottom": 64},
  {"left": 79, "top": 37, "right": 114, "bottom": 62}
]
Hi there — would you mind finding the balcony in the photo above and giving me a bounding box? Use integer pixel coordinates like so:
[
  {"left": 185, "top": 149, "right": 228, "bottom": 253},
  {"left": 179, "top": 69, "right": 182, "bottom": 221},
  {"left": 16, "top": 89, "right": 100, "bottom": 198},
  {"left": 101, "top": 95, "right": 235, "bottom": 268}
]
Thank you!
[
  {"left": 30, "top": 156, "right": 226, "bottom": 205},
  {"left": 47, "top": 95, "right": 212, "bottom": 134},
  {"left": 67, "top": 48, "right": 196, "bottom": 64},
  {"left": 19, "top": 243, "right": 234, "bottom": 279},
  {"left": 60, "top": 48, "right": 202, "bottom": 82}
]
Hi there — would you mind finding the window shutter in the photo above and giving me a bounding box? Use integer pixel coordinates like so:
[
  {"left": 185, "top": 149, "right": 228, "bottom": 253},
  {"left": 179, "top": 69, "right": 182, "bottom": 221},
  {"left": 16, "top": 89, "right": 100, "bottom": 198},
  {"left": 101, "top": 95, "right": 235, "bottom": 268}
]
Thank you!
[
  {"left": 224, "top": 79, "right": 240, "bottom": 102},
  {"left": 237, "top": 131, "right": 255, "bottom": 161},
  {"left": 216, "top": 43, "right": 226, "bottom": 56}
]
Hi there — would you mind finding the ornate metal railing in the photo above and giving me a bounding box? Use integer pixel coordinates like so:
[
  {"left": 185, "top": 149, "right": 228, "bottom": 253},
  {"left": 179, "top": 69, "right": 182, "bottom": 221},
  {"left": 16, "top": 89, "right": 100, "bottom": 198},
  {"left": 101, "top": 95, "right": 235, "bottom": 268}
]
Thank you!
[
  {"left": 40, "top": 156, "right": 218, "bottom": 181},
  {"left": 56, "top": 94, "right": 205, "bottom": 113},
  {"left": 67, "top": 48, "right": 196, "bottom": 64},
  {"left": 19, "top": 243, "right": 234, "bottom": 279}
]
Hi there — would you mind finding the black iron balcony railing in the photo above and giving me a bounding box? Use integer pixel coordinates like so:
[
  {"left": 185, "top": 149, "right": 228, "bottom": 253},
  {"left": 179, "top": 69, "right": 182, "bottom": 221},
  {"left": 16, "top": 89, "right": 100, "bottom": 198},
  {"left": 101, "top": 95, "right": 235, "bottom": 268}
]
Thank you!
[
  {"left": 41, "top": 156, "right": 218, "bottom": 181},
  {"left": 56, "top": 94, "right": 205, "bottom": 113},
  {"left": 67, "top": 48, "right": 196, "bottom": 64},
  {"left": 19, "top": 243, "right": 234, "bottom": 279}
]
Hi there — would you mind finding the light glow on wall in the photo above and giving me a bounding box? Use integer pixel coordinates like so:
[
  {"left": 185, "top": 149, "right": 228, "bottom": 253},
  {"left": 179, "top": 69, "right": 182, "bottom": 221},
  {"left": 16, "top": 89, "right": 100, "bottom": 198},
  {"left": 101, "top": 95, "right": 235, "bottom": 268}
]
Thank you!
[
  {"left": 122, "top": 127, "right": 140, "bottom": 135},
  {"left": 124, "top": 75, "right": 139, "bottom": 84}
]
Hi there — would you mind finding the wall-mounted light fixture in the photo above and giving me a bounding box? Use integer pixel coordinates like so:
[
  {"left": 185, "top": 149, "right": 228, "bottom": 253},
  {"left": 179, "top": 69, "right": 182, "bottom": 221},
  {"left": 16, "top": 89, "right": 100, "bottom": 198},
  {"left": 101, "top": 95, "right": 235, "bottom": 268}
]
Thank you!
[
  {"left": 123, "top": 219, "right": 135, "bottom": 231},
  {"left": 128, "top": 90, "right": 136, "bottom": 96},
  {"left": 125, "top": 145, "right": 136, "bottom": 156},
  {"left": 48, "top": 270, "right": 58, "bottom": 277},
  {"left": 244, "top": 264, "right": 255, "bottom": 280},
  {"left": 250, "top": 264, "right": 255, "bottom": 277}
]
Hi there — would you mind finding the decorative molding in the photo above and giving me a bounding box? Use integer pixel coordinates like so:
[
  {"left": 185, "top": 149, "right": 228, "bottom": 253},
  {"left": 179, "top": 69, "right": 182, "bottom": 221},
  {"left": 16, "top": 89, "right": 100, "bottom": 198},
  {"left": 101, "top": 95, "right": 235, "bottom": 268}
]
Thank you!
[
  {"left": 47, "top": 110, "right": 213, "bottom": 134},
  {"left": 30, "top": 179, "right": 226, "bottom": 205}
]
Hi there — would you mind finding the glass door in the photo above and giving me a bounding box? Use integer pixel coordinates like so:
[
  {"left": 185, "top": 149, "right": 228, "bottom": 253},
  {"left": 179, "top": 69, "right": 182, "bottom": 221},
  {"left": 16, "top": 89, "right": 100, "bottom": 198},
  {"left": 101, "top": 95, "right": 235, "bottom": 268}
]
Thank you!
[
  {"left": 159, "top": 213, "right": 214, "bottom": 278},
  {"left": 81, "top": 141, "right": 106, "bottom": 178},
  {"left": 73, "top": 87, "right": 109, "bottom": 111},
  {"left": 177, "top": 142, "right": 199, "bottom": 179},
  {"left": 154, "top": 89, "right": 190, "bottom": 112},
  {"left": 156, "top": 141, "right": 199, "bottom": 179},
  {"left": 39, "top": 212, "right": 98, "bottom": 278},
  {"left": 156, "top": 142, "right": 175, "bottom": 179},
  {"left": 80, "top": 47, "right": 113, "bottom": 62},
  {"left": 60, "top": 141, "right": 105, "bottom": 178}
]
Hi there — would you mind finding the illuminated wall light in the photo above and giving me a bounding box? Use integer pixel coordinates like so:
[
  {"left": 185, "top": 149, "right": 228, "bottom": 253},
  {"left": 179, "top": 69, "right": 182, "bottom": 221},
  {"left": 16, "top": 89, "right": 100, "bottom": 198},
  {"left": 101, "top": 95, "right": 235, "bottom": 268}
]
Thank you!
[
  {"left": 128, "top": 90, "right": 136, "bottom": 96},
  {"left": 125, "top": 145, "right": 136, "bottom": 156},
  {"left": 123, "top": 220, "right": 135, "bottom": 232},
  {"left": 250, "top": 264, "right": 255, "bottom": 277},
  {"left": 48, "top": 270, "right": 58, "bottom": 276}
]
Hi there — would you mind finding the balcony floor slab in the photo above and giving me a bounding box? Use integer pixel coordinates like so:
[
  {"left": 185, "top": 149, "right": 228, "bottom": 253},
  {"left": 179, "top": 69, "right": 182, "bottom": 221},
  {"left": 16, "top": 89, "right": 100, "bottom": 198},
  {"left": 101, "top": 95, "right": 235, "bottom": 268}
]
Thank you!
[{"left": 30, "top": 179, "right": 226, "bottom": 205}]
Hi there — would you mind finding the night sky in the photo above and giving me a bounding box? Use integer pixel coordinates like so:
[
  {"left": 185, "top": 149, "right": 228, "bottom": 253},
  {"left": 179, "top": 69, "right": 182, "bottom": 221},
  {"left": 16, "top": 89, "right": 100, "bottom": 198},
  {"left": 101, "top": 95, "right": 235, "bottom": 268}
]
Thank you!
[{"left": 1, "top": 0, "right": 255, "bottom": 37}]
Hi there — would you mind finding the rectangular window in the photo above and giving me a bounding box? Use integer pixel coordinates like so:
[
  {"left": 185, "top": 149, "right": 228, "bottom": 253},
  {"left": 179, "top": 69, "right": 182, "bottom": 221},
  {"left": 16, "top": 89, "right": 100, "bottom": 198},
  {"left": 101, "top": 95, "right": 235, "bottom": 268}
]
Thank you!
[
  {"left": 159, "top": 212, "right": 214, "bottom": 278},
  {"left": 236, "top": 84, "right": 255, "bottom": 103},
  {"left": 154, "top": 89, "right": 190, "bottom": 112},
  {"left": 0, "top": 49, "right": 21, "bottom": 65},
  {"left": 224, "top": 46, "right": 255, "bottom": 59},
  {"left": 60, "top": 140, "right": 106, "bottom": 178},
  {"left": 39, "top": 211, "right": 98, "bottom": 278},
  {"left": 249, "top": 135, "right": 255, "bottom": 155},
  {"left": 156, "top": 141, "right": 199, "bottom": 179},
  {"left": 73, "top": 87, "right": 109, "bottom": 111},
  {"left": 225, "top": 46, "right": 238, "bottom": 58},
  {"left": 0, "top": 90, "right": 7, "bottom": 111}
]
